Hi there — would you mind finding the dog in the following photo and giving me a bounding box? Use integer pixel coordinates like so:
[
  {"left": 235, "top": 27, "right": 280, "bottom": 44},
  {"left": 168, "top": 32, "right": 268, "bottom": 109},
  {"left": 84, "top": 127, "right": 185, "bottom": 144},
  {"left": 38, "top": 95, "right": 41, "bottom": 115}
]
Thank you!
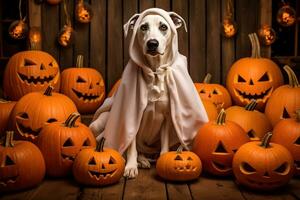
[{"left": 90, "top": 8, "right": 208, "bottom": 179}]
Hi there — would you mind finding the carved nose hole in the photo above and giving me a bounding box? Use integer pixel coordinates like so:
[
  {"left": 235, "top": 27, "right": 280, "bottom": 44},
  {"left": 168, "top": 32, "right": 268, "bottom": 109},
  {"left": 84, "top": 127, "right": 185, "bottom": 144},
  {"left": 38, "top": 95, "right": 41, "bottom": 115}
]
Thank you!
[
  {"left": 40, "top": 64, "right": 46, "bottom": 70},
  {"left": 249, "top": 79, "right": 254, "bottom": 85}
]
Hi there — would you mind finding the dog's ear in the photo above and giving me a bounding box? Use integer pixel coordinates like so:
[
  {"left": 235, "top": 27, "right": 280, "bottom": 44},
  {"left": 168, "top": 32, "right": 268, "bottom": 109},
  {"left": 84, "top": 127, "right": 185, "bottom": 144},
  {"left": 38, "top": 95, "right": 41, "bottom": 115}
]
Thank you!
[
  {"left": 124, "top": 14, "right": 140, "bottom": 38},
  {"left": 169, "top": 12, "right": 187, "bottom": 32}
]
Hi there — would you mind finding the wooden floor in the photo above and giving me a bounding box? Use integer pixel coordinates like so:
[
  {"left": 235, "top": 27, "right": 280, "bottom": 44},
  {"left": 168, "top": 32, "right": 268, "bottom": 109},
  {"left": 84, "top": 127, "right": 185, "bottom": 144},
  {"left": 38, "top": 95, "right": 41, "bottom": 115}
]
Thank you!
[{"left": 1, "top": 167, "right": 300, "bottom": 200}]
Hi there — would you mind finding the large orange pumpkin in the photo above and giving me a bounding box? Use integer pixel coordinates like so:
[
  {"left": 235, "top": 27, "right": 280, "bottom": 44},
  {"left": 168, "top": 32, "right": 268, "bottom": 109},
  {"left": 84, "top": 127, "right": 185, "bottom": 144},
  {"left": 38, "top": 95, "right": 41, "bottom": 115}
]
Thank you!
[
  {"left": 0, "top": 99, "right": 16, "bottom": 137},
  {"left": 202, "top": 99, "right": 218, "bottom": 121},
  {"left": 3, "top": 50, "right": 60, "bottom": 100},
  {"left": 61, "top": 55, "right": 105, "bottom": 114},
  {"left": 226, "top": 33, "right": 283, "bottom": 110},
  {"left": 265, "top": 65, "right": 300, "bottom": 126}
]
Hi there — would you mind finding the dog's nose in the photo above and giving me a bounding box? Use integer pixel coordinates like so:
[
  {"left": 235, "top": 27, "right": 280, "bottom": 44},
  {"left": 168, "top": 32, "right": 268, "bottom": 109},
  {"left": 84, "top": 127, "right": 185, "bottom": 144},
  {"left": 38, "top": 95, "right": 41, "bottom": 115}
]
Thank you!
[{"left": 147, "top": 39, "right": 159, "bottom": 51}]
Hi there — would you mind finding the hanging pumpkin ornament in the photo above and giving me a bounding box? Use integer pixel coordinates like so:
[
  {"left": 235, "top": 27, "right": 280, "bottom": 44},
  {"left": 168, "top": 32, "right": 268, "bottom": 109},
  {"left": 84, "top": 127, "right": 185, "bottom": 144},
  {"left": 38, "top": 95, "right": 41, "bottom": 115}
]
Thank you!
[
  {"left": 8, "top": 0, "right": 28, "bottom": 40},
  {"left": 277, "top": 2, "right": 296, "bottom": 27},
  {"left": 75, "top": 0, "right": 93, "bottom": 23},
  {"left": 58, "top": 0, "right": 75, "bottom": 47},
  {"left": 221, "top": 0, "right": 237, "bottom": 38},
  {"left": 258, "top": 25, "right": 276, "bottom": 46}
]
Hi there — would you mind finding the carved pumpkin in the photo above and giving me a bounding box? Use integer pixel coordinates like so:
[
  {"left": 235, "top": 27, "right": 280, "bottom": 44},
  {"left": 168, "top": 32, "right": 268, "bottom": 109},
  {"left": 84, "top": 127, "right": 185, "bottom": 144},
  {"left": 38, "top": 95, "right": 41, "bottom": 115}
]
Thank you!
[
  {"left": 9, "top": 86, "right": 78, "bottom": 143},
  {"left": 272, "top": 110, "right": 300, "bottom": 176},
  {"left": 195, "top": 73, "right": 232, "bottom": 109},
  {"left": 73, "top": 137, "right": 124, "bottom": 186},
  {"left": 233, "top": 133, "right": 294, "bottom": 190},
  {"left": 226, "top": 33, "right": 283, "bottom": 110},
  {"left": 202, "top": 99, "right": 218, "bottom": 121},
  {"left": 38, "top": 112, "right": 96, "bottom": 177},
  {"left": 0, "top": 100, "right": 16, "bottom": 137},
  {"left": 0, "top": 131, "right": 45, "bottom": 192},
  {"left": 226, "top": 100, "right": 272, "bottom": 141},
  {"left": 3, "top": 50, "right": 60, "bottom": 100},
  {"left": 193, "top": 109, "right": 250, "bottom": 176},
  {"left": 108, "top": 79, "right": 121, "bottom": 97},
  {"left": 265, "top": 65, "right": 300, "bottom": 126},
  {"left": 61, "top": 55, "right": 105, "bottom": 114},
  {"left": 156, "top": 146, "right": 202, "bottom": 181}
]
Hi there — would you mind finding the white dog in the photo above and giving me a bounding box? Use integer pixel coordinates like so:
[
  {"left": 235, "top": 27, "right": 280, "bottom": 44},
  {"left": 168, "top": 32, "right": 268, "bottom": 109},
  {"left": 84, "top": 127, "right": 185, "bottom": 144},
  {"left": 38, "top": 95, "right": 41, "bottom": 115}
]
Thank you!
[{"left": 90, "top": 8, "right": 208, "bottom": 179}]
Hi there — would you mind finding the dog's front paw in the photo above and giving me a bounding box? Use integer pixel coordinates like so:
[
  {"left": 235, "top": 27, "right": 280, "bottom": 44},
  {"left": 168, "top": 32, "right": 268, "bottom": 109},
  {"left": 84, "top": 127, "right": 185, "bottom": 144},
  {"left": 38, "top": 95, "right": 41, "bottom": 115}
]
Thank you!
[
  {"left": 124, "top": 165, "right": 138, "bottom": 179},
  {"left": 137, "top": 154, "right": 151, "bottom": 169}
]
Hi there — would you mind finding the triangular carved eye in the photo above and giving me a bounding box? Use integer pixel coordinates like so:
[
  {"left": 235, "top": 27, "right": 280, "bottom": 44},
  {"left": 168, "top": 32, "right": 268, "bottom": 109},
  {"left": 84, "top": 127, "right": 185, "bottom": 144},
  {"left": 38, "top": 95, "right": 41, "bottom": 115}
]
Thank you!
[
  {"left": 76, "top": 76, "right": 86, "bottom": 83},
  {"left": 238, "top": 75, "right": 246, "bottom": 82},
  {"left": 258, "top": 72, "right": 269, "bottom": 82},
  {"left": 109, "top": 156, "right": 116, "bottom": 164},
  {"left": 282, "top": 107, "right": 290, "bottom": 119},
  {"left": 274, "top": 163, "right": 288, "bottom": 174},
  {"left": 88, "top": 157, "right": 96, "bottom": 165},
  {"left": 5, "top": 155, "right": 15, "bottom": 166},
  {"left": 24, "top": 59, "right": 36, "bottom": 66},
  {"left": 247, "top": 129, "right": 256, "bottom": 138},
  {"left": 241, "top": 162, "right": 256, "bottom": 173},
  {"left": 214, "top": 141, "right": 227, "bottom": 153},
  {"left": 187, "top": 157, "right": 193, "bottom": 161},
  {"left": 47, "top": 118, "right": 57, "bottom": 123},
  {"left": 199, "top": 89, "right": 205, "bottom": 94},
  {"left": 175, "top": 155, "right": 183, "bottom": 160},
  {"left": 294, "top": 137, "right": 300, "bottom": 145},
  {"left": 82, "top": 138, "right": 91, "bottom": 146},
  {"left": 212, "top": 89, "right": 219, "bottom": 95},
  {"left": 63, "top": 138, "right": 74, "bottom": 147},
  {"left": 49, "top": 62, "right": 54, "bottom": 67},
  {"left": 19, "top": 112, "right": 29, "bottom": 119}
]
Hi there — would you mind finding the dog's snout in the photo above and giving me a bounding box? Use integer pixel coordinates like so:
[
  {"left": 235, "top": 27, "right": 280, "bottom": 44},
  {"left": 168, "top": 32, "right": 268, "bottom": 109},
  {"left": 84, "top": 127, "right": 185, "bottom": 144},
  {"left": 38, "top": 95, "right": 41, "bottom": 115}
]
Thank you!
[{"left": 147, "top": 39, "right": 159, "bottom": 51}]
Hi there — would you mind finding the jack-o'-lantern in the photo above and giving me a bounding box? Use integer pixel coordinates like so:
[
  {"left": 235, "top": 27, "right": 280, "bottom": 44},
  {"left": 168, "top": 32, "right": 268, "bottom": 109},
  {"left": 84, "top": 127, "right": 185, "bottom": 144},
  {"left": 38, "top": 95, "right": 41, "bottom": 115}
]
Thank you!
[
  {"left": 108, "top": 79, "right": 121, "bottom": 97},
  {"left": 3, "top": 50, "right": 60, "bottom": 100},
  {"left": 221, "top": 18, "right": 237, "bottom": 38},
  {"left": 73, "top": 137, "right": 124, "bottom": 186},
  {"left": 265, "top": 65, "right": 300, "bottom": 126},
  {"left": 8, "top": 19, "right": 28, "bottom": 40},
  {"left": 58, "top": 24, "right": 74, "bottom": 48},
  {"left": 226, "top": 33, "right": 283, "bottom": 110},
  {"left": 233, "top": 133, "right": 294, "bottom": 190},
  {"left": 277, "top": 4, "right": 296, "bottom": 27},
  {"left": 0, "top": 131, "right": 45, "bottom": 192},
  {"left": 75, "top": 0, "right": 93, "bottom": 23},
  {"left": 226, "top": 100, "right": 272, "bottom": 141},
  {"left": 38, "top": 112, "right": 96, "bottom": 177},
  {"left": 9, "top": 86, "right": 78, "bottom": 143},
  {"left": 193, "top": 109, "right": 250, "bottom": 176},
  {"left": 61, "top": 55, "right": 105, "bottom": 114},
  {"left": 195, "top": 73, "right": 232, "bottom": 109},
  {"left": 156, "top": 146, "right": 202, "bottom": 181},
  {"left": 258, "top": 25, "right": 276, "bottom": 46},
  {"left": 0, "top": 100, "right": 16, "bottom": 137},
  {"left": 272, "top": 110, "right": 300, "bottom": 176}
]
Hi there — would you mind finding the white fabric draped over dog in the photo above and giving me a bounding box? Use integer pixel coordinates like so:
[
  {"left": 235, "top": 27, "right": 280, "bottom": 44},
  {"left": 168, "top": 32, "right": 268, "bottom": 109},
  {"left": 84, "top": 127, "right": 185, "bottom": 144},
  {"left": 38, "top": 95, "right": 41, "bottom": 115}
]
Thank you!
[{"left": 90, "top": 8, "right": 208, "bottom": 154}]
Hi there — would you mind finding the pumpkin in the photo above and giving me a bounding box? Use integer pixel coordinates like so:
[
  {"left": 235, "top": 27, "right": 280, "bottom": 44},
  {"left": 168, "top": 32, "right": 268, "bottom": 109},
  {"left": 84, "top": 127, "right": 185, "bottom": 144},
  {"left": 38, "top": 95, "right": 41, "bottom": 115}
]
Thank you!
[
  {"left": 226, "top": 99, "right": 272, "bottom": 141},
  {"left": 195, "top": 73, "right": 232, "bottom": 109},
  {"left": 0, "top": 131, "right": 45, "bottom": 192},
  {"left": 265, "top": 65, "right": 300, "bottom": 126},
  {"left": 202, "top": 99, "right": 218, "bottom": 121},
  {"left": 9, "top": 86, "right": 78, "bottom": 143},
  {"left": 192, "top": 109, "right": 250, "bottom": 176},
  {"left": 108, "top": 79, "right": 121, "bottom": 97},
  {"left": 0, "top": 99, "right": 16, "bottom": 137},
  {"left": 38, "top": 112, "right": 96, "bottom": 177},
  {"left": 272, "top": 109, "right": 300, "bottom": 176},
  {"left": 3, "top": 50, "right": 60, "bottom": 101},
  {"left": 61, "top": 55, "right": 105, "bottom": 114},
  {"left": 156, "top": 146, "right": 202, "bottom": 181},
  {"left": 73, "top": 137, "right": 124, "bottom": 186},
  {"left": 233, "top": 133, "right": 294, "bottom": 190},
  {"left": 226, "top": 33, "right": 283, "bottom": 110}
]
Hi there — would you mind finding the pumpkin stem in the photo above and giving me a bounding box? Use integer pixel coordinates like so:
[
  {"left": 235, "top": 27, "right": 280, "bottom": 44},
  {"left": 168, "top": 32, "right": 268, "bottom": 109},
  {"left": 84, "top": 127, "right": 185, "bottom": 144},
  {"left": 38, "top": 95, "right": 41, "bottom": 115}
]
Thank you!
[
  {"left": 249, "top": 33, "right": 261, "bottom": 58},
  {"left": 176, "top": 145, "right": 184, "bottom": 154},
  {"left": 76, "top": 55, "right": 84, "bottom": 68},
  {"left": 203, "top": 73, "right": 212, "bottom": 84},
  {"left": 0, "top": 99, "right": 11, "bottom": 103},
  {"left": 4, "top": 131, "right": 14, "bottom": 147},
  {"left": 64, "top": 112, "right": 81, "bottom": 127},
  {"left": 216, "top": 109, "right": 226, "bottom": 125},
  {"left": 244, "top": 99, "right": 257, "bottom": 111},
  {"left": 284, "top": 65, "right": 299, "bottom": 88},
  {"left": 253, "top": 33, "right": 261, "bottom": 58},
  {"left": 96, "top": 137, "right": 106, "bottom": 152},
  {"left": 44, "top": 85, "right": 54, "bottom": 96},
  {"left": 260, "top": 132, "right": 272, "bottom": 148}
]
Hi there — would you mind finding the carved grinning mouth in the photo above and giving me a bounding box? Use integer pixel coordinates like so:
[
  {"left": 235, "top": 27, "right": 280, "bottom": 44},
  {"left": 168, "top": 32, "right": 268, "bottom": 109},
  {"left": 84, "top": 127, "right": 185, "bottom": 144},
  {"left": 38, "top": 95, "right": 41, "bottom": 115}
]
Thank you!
[
  {"left": 88, "top": 169, "right": 117, "bottom": 179},
  {"left": 16, "top": 122, "right": 41, "bottom": 139},
  {"left": 0, "top": 176, "right": 18, "bottom": 186},
  {"left": 174, "top": 165, "right": 197, "bottom": 172},
  {"left": 72, "top": 88, "right": 100, "bottom": 102},
  {"left": 212, "top": 161, "right": 231, "bottom": 171},
  {"left": 18, "top": 73, "right": 55, "bottom": 85},
  {"left": 61, "top": 154, "right": 75, "bottom": 162},
  {"left": 235, "top": 87, "right": 272, "bottom": 101}
]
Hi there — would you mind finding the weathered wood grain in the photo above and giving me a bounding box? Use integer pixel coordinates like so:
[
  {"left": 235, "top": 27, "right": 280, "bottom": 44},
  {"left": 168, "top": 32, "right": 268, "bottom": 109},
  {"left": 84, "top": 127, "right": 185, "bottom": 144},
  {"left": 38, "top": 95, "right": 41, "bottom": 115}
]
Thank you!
[
  {"left": 259, "top": 0, "right": 272, "bottom": 58},
  {"left": 166, "top": 182, "right": 193, "bottom": 200},
  {"left": 139, "top": 0, "right": 155, "bottom": 12},
  {"left": 28, "top": 1, "right": 42, "bottom": 50},
  {"left": 155, "top": 0, "right": 170, "bottom": 11}
]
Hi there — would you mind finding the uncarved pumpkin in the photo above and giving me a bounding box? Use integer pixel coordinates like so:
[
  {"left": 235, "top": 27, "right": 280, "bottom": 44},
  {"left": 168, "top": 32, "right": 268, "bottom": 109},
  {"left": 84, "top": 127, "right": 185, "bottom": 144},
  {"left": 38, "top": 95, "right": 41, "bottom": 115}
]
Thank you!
[{"left": 0, "top": 99, "right": 16, "bottom": 137}]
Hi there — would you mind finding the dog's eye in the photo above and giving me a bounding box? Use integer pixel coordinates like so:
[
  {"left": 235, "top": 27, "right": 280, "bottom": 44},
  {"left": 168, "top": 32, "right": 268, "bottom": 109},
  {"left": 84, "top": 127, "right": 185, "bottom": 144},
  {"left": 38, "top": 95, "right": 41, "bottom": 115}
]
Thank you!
[
  {"left": 159, "top": 24, "right": 168, "bottom": 31},
  {"left": 140, "top": 24, "right": 149, "bottom": 31}
]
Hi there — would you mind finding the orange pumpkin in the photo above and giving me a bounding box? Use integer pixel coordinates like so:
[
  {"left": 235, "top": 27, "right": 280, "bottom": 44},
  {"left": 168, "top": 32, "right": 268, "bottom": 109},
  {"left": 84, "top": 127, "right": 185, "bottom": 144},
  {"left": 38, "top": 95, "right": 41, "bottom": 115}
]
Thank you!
[
  {"left": 226, "top": 100, "right": 272, "bottom": 141},
  {"left": 265, "top": 65, "right": 300, "bottom": 126},
  {"left": 195, "top": 73, "right": 232, "bottom": 109},
  {"left": 108, "top": 79, "right": 121, "bottom": 97},
  {"left": 0, "top": 131, "right": 45, "bottom": 192},
  {"left": 73, "top": 137, "right": 124, "bottom": 186},
  {"left": 9, "top": 86, "right": 78, "bottom": 143},
  {"left": 38, "top": 112, "right": 96, "bottom": 177},
  {"left": 226, "top": 33, "right": 283, "bottom": 110},
  {"left": 193, "top": 109, "right": 250, "bottom": 176},
  {"left": 233, "top": 133, "right": 294, "bottom": 190},
  {"left": 0, "top": 99, "right": 16, "bottom": 137},
  {"left": 202, "top": 99, "right": 218, "bottom": 121},
  {"left": 3, "top": 50, "right": 60, "bottom": 100},
  {"left": 61, "top": 55, "right": 106, "bottom": 114}
]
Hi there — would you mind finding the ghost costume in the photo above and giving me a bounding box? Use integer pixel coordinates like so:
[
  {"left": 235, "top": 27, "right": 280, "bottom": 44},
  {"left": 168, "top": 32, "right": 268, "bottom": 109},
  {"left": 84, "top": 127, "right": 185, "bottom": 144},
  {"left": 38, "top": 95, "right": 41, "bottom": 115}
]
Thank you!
[{"left": 90, "top": 8, "right": 208, "bottom": 155}]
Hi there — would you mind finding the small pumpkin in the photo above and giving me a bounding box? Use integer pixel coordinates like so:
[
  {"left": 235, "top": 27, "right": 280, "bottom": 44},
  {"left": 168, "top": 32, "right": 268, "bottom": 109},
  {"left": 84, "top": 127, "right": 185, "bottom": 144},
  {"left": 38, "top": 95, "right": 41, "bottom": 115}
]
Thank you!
[
  {"left": 108, "top": 79, "right": 121, "bottom": 97},
  {"left": 202, "top": 99, "right": 218, "bottom": 121},
  {"left": 265, "top": 65, "right": 300, "bottom": 126},
  {"left": 0, "top": 131, "right": 45, "bottom": 192},
  {"left": 233, "top": 133, "right": 294, "bottom": 190},
  {"left": 0, "top": 99, "right": 16, "bottom": 137},
  {"left": 193, "top": 109, "right": 250, "bottom": 176},
  {"left": 226, "top": 99, "right": 272, "bottom": 141},
  {"left": 156, "top": 146, "right": 202, "bottom": 181},
  {"left": 73, "top": 137, "right": 125, "bottom": 186},
  {"left": 272, "top": 109, "right": 300, "bottom": 176},
  {"left": 37, "top": 112, "right": 96, "bottom": 177},
  {"left": 195, "top": 73, "right": 232, "bottom": 109},
  {"left": 61, "top": 55, "right": 106, "bottom": 114}
]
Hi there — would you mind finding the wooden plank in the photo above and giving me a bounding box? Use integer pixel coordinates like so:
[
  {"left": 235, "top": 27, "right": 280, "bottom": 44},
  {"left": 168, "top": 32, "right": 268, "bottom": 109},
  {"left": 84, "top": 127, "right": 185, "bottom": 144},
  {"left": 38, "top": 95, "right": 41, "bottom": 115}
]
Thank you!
[
  {"left": 155, "top": 0, "right": 170, "bottom": 11},
  {"left": 139, "top": 0, "right": 155, "bottom": 12},
  {"left": 289, "top": 178, "right": 300, "bottom": 199},
  {"left": 28, "top": 0, "right": 42, "bottom": 50},
  {"left": 0, "top": 186, "right": 39, "bottom": 200},
  {"left": 166, "top": 183, "right": 192, "bottom": 200},
  {"left": 189, "top": 0, "right": 206, "bottom": 82},
  {"left": 123, "top": 167, "right": 167, "bottom": 199},
  {"left": 206, "top": 0, "right": 221, "bottom": 83},
  {"left": 259, "top": 0, "right": 272, "bottom": 58}
]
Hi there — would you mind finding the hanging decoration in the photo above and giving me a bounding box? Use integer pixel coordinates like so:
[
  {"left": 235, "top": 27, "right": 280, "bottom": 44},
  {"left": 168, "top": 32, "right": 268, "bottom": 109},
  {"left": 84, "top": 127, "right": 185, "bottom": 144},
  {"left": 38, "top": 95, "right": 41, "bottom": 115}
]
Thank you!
[
  {"left": 221, "top": 0, "right": 237, "bottom": 38},
  {"left": 277, "top": 1, "right": 296, "bottom": 27},
  {"left": 75, "top": 0, "right": 93, "bottom": 23},
  {"left": 258, "top": 25, "right": 276, "bottom": 46},
  {"left": 29, "top": 26, "right": 42, "bottom": 49},
  {"left": 58, "top": 0, "right": 75, "bottom": 47},
  {"left": 8, "top": 0, "right": 28, "bottom": 40}
]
